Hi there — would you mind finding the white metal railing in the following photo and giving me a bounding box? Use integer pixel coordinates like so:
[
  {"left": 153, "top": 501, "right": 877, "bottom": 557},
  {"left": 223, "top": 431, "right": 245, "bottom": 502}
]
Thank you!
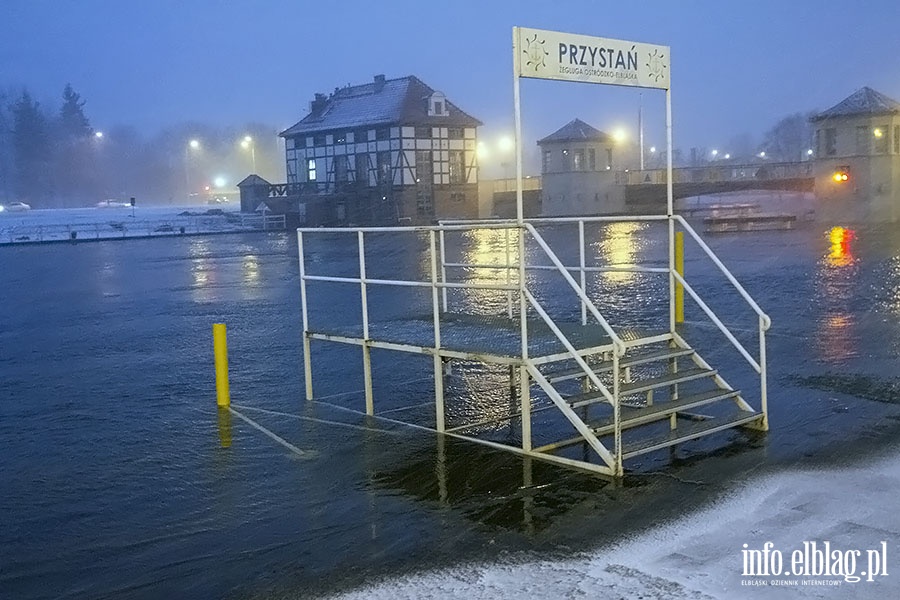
[
  {"left": 439, "top": 214, "right": 770, "bottom": 430},
  {"left": 297, "top": 221, "right": 627, "bottom": 474},
  {"left": 298, "top": 213, "right": 771, "bottom": 475},
  {"left": 673, "top": 214, "right": 770, "bottom": 424}
]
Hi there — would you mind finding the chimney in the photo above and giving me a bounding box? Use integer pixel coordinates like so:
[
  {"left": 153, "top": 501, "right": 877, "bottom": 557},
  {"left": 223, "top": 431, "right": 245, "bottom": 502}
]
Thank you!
[
  {"left": 309, "top": 92, "right": 327, "bottom": 113},
  {"left": 373, "top": 74, "right": 386, "bottom": 92}
]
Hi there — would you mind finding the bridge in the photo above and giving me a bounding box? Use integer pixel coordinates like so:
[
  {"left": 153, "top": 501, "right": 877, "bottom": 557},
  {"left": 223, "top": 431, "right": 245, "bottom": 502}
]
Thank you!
[{"left": 623, "top": 161, "right": 815, "bottom": 209}]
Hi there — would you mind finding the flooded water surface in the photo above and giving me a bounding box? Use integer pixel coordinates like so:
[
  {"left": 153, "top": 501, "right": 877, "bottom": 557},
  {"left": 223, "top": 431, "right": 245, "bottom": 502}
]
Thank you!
[{"left": 2, "top": 217, "right": 900, "bottom": 598}]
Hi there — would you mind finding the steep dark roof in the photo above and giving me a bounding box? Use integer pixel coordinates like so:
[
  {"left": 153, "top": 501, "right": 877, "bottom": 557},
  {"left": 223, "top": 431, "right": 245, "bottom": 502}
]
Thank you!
[
  {"left": 236, "top": 174, "right": 271, "bottom": 187},
  {"left": 280, "top": 75, "right": 481, "bottom": 137},
  {"left": 812, "top": 87, "right": 900, "bottom": 121},
  {"left": 537, "top": 119, "right": 610, "bottom": 145}
]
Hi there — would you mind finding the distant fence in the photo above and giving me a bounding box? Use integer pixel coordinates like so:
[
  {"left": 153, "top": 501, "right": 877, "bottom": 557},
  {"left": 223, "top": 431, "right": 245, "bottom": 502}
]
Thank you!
[
  {"left": 625, "top": 161, "right": 814, "bottom": 185},
  {"left": 0, "top": 212, "right": 286, "bottom": 245}
]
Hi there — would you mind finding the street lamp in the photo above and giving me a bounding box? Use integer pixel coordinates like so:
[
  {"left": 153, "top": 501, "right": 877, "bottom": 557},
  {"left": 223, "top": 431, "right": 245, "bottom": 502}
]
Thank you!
[
  {"left": 240, "top": 135, "right": 256, "bottom": 173},
  {"left": 498, "top": 136, "right": 514, "bottom": 189},
  {"left": 185, "top": 139, "right": 200, "bottom": 196},
  {"left": 94, "top": 131, "right": 104, "bottom": 139}
]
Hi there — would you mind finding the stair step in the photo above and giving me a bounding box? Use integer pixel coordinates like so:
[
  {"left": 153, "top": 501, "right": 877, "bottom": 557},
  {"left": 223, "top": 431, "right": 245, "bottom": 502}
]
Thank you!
[
  {"left": 564, "top": 367, "right": 717, "bottom": 409},
  {"left": 620, "top": 367, "right": 716, "bottom": 396},
  {"left": 621, "top": 410, "right": 762, "bottom": 460},
  {"left": 590, "top": 389, "right": 741, "bottom": 437},
  {"left": 545, "top": 347, "right": 695, "bottom": 384}
]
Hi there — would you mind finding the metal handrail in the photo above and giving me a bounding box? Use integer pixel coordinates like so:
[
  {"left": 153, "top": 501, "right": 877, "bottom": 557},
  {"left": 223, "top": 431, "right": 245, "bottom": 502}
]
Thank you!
[
  {"left": 673, "top": 271, "right": 761, "bottom": 373},
  {"left": 524, "top": 289, "right": 615, "bottom": 405},
  {"left": 674, "top": 215, "right": 771, "bottom": 331},
  {"left": 523, "top": 222, "right": 626, "bottom": 355}
]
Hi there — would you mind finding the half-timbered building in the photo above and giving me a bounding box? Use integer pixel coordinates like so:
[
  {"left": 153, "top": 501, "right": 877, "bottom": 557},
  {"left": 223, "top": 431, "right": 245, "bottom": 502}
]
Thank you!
[{"left": 278, "top": 75, "right": 481, "bottom": 225}]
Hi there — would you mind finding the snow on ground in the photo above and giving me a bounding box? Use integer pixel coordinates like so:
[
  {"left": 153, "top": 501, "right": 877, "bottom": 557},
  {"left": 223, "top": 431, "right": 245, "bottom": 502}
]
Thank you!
[
  {"left": 326, "top": 448, "right": 900, "bottom": 599},
  {"left": 0, "top": 204, "right": 281, "bottom": 244}
]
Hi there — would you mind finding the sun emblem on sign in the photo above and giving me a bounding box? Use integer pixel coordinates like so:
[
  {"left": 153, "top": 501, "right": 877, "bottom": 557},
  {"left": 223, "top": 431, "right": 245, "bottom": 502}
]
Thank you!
[
  {"left": 646, "top": 49, "right": 667, "bottom": 82},
  {"left": 523, "top": 33, "right": 548, "bottom": 72}
]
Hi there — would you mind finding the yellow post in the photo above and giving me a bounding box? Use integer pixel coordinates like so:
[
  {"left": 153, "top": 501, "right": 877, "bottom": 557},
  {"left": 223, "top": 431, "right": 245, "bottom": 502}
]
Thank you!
[
  {"left": 217, "top": 407, "right": 232, "bottom": 447},
  {"left": 675, "top": 231, "right": 684, "bottom": 324},
  {"left": 213, "top": 323, "right": 230, "bottom": 407}
]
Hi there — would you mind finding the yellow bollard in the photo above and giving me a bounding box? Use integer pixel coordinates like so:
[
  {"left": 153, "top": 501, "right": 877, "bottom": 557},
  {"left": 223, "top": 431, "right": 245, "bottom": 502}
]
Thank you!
[
  {"left": 675, "top": 231, "right": 685, "bottom": 324},
  {"left": 213, "top": 323, "right": 230, "bottom": 407},
  {"left": 217, "top": 406, "right": 232, "bottom": 448}
]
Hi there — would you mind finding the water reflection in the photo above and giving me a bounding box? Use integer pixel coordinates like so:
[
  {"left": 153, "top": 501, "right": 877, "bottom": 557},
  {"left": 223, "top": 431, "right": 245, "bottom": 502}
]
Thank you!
[
  {"left": 457, "top": 227, "right": 519, "bottom": 315},
  {"left": 593, "top": 221, "right": 643, "bottom": 284},
  {"left": 367, "top": 435, "right": 636, "bottom": 536},
  {"left": 816, "top": 227, "right": 860, "bottom": 363},
  {"left": 189, "top": 238, "right": 216, "bottom": 302},
  {"left": 826, "top": 226, "right": 855, "bottom": 267},
  {"left": 242, "top": 254, "right": 260, "bottom": 286},
  {"left": 217, "top": 408, "right": 232, "bottom": 448}
]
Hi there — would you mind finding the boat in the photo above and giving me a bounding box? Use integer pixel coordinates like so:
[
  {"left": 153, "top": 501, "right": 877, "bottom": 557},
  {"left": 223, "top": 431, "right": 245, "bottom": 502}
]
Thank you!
[
  {"left": 0, "top": 201, "right": 31, "bottom": 212},
  {"left": 96, "top": 199, "right": 131, "bottom": 208}
]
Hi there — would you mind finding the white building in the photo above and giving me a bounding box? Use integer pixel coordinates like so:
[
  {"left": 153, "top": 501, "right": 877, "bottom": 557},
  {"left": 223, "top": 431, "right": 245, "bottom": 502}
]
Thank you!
[
  {"left": 812, "top": 87, "right": 900, "bottom": 222},
  {"left": 537, "top": 119, "right": 625, "bottom": 216}
]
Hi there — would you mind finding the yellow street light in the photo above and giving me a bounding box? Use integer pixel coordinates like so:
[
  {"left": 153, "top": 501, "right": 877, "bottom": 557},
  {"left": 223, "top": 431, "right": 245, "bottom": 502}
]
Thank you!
[{"left": 240, "top": 136, "right": 256, "bottom": 172}]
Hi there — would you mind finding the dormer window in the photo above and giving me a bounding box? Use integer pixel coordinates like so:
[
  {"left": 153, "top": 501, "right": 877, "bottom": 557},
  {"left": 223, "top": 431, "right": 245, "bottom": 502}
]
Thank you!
[{"left": 428, "top": 92, "right": 447, "bottom": 117}]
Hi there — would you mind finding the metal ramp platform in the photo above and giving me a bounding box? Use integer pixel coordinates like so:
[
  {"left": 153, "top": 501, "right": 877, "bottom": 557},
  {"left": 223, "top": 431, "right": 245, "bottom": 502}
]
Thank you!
[{"left": 297, "top": 216, "right": 771, "bottom": 478}]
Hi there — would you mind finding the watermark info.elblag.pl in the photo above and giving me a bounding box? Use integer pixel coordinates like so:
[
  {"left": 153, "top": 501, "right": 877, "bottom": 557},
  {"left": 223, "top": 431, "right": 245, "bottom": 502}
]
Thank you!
[{"left": 741, "top": 541, "right": 889, "bottom": 586}]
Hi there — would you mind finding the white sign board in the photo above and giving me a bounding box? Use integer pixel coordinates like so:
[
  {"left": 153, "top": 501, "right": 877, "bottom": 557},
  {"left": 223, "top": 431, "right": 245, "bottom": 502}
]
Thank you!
[{"left": 515, "top": 27, "right": 670, "bottom": 90}]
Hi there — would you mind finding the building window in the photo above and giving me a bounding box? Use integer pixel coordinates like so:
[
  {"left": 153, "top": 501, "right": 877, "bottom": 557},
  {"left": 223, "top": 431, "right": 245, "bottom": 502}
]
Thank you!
[
  {"left": 825, "top": 128, "right": 836, "bottom": 156},
  {"left": 335, "top": 131, "right": 346, "bottom": 144},
  {"left": 307, "top": 159, "right": 317, "bottom": 181},
  {"left": 448, "top": 127, "right": 463, "bottom": 139},
  {"left": 449, "top": 150, "right": 465, "bottom": 184},
  {"left": 415, "top": 126, "right": 431, "bottom": 139},
  {"left": 573, "top": 149, "right": 584, "bottom": 171},
  {"left": 542, "top": 149, "right": 551, "bottom": 173},
  {"left": 416, "top": 150, "right": 433, "bottom": 181},
  {"left": 606, "top": 148, "right": 613, "bottom": 170},
  {"left": 355, "top": 154, "right": 368, "bottom": 185},
  {"left": 450, "top": 192, "right": 466, "bottom": 202},
  {"left": 334, "top": 155, "right": 348, "bottom": 183},
  {"left": 355, "top": 129, "right": 370, "bottom": 144},
  {"left": 377, "top": 151, "right": 392, "bottom": 183},
  {"left": 856, "top": 126, "right": 869, "bottom": 154},
  {"left": 314, "top": 134, "right": 326, "bottom": 146},
  {"left": 588, "top": 148, "right": 596, "bottom": 171},
  {"left": 376, "top": 128, "right": 390, "bottom": 141},
  {"left": 874, "top": 125, "right": 888, "bottom": 154},
  {"left": 561, "top": 149, "right": 570, "bottom": 171}
]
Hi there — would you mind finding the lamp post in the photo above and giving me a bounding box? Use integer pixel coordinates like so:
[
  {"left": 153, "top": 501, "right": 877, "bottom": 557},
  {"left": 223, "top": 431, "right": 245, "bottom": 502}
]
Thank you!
[
  {"left": 185, "top": 139, "right": 200, "bottom": 196},
  {"left": 241, "top": 135, "right": 256, "bottom": 173},
  {"left": 499, "top": 135, "right": 514, "bottom": 190}
]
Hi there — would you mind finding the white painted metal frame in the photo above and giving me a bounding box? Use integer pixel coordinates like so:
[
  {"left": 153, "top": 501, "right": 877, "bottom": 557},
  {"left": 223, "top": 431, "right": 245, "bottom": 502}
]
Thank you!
[{"left": 296, "top": 212, "right": 771, "bottom": 477}]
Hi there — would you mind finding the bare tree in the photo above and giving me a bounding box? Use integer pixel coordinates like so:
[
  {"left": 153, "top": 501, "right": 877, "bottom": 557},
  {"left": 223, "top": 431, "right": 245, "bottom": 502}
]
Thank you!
[{"left": 761, "top": 112, "right": 816, "bottom": 162}]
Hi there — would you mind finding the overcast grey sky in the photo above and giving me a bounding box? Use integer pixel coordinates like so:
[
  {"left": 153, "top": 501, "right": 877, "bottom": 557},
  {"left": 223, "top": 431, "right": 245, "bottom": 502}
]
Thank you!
[{"left": 2, "top": 0, "right": 898, "bottom": 163}]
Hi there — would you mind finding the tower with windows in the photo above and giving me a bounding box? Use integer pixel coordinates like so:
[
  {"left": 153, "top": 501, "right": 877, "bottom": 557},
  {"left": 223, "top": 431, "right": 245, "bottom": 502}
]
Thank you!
[
  {"left": 811, "top": 87, "right": 900, "bottom": 222},
  {"left": 537, "top": 118, "right": 625, "bottom": 216}
]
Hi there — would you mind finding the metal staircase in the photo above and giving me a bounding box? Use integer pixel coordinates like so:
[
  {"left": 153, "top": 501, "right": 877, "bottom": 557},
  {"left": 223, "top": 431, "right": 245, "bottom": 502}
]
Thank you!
[
  {"left": 526, "top": 332, "right": 764, "bottom": 473},
  {"left": 297, "top": 215, "right": 771, "bottom": 479}
]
